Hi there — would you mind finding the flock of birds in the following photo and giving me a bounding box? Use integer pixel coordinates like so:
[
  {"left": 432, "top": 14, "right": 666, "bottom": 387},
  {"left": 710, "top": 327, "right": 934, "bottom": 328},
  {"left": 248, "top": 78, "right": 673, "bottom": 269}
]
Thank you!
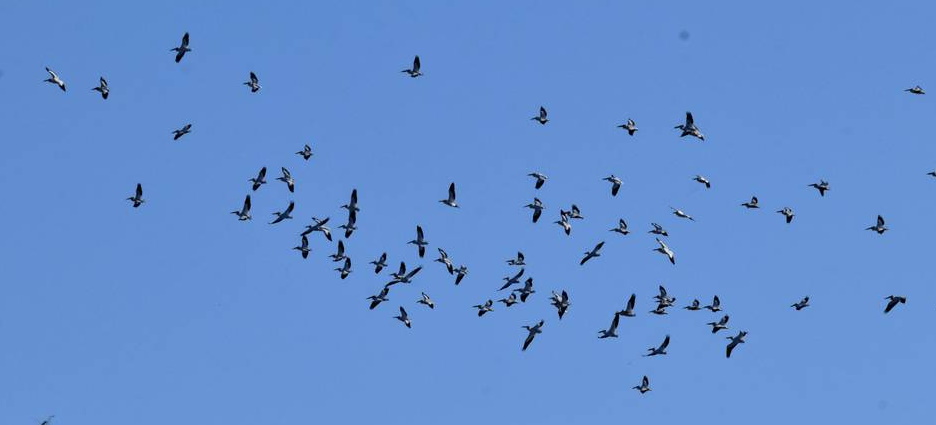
[{"left": 34, "top": 32, "right": 928, "bottom": 401}]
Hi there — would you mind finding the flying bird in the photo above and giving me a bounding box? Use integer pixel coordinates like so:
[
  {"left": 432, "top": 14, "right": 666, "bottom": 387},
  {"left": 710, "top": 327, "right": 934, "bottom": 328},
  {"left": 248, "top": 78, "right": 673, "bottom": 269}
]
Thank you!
[
  {"left": 249, "top": 167, "right": 267, "bottom": 191},
  {"left": 617, "top": 118, "right": 638, "bottom": 135},
  {"left": 293, "top": 235, "right": 311, "bottom": 259},
  {"left": 598, "top": 313, "right": 621, "bottom": 338},
  {"left": 866, "top": 215, "right": 888, "bottom": 234},
  {"left": 506, "top": 251, "right": 525, "bottom": 266},
  {"left": 386, "top": 265, "right": 423, "bottom": 287},
  {"left": 741, "top": 196, "right": 759, "bottom": 209},
  {"left": 473, "top": 299, "right": 494, "bottom": 317},
  {"left": 704, "top": 296, "right": 722, "bottom": 312},
  {"left": 499, "top": 268, "right": 525, "bottom": 291},
  {"left": 498, "top": 293, "right": 519, "bottom": 307},
  {"left": 402, "top": 55, "right": 422, "bottom": 77},
  {"left": 675, "top": 111, "right": 705, "bottom": 141},
  {"left": 370, "top": 252, "right": 388, "bottom": 274},
  {"left": 693, "top": 175, "right": 711, "bottom": 188},
  {"left": 454, "top": 265, "right": 469, "bottom": 285},
  {"left": 884, "top": 295, "right": 907, "bottom": 313},
  {"left": 231, "top": 194, "right": 251, "bottom": 220},
  {"left": 531, "top": 106, "right": 549, "bottom": 124},
  {"left": 684, "top": 299, "right": 701, "bottom": 311},
  {"left": 653, "top": 238, "right": 676, "bottom": 265},
  {"left": 554, "top": 215, "right": 573, "bottom": 236},
  {"left": 329, "top": 240, "right": 347, "bottom": 262},
  {"left": 339, "top": 210, "right": 357, "bottom": 239},
  {"left": 296, "top": 144, "right": 313, "bottom": 160},
  {"left": 434, "top": 248, "right": 454, "bottom": 274},
  {"left": 389, "top": 261, "right": 408, "bottom": 281},
  {"left": 417, "top": 292, "right": 435, "bottom": 309},
  {"left": 408, "top": 225, "right": 429, "bottom": 257},
  {"left": 276, "top": 167, "right": 295, "bottom": 192},
  {"left": 127, "top": 183, "right": 145, "bottom": 208},
  {"left": 603, "top": 175, "right": 623, "bottom": 196},
  {"left": 440, "top": 182, "right": 458, "bottom": 208},
  {"left": 645, "top": 335, "right": 671, "bottom": 356},
  {"left": 301, "top": 217, "right": 332, "bottom": 241},
  {"left": 394, "top": 306, "right": 411, "bottom": 328},
  {"left": 269, "top": 201, "right": 295, "bottom": 224},
  {"left": 525, "top": 198, "right": 545, "bottom": 223},
  {"left": 522, "top": 320, "right": 544, "bottom": 351},
  {"left": 791, "top": 296, "right": 810, "bottom": 310},
  {"left": 648, "top": 222, "right": 669, "bottom": 237},
  {"left": 244, "top": 71, "right": 260, "bottom": 93},
  {"left": 654, "top": 285, "right": 676, "bottom": 306},
  {"left": 777, "top": 207, "right": 795, "bottom": 223},
  {"left": 368, "top": 287, "right": 390, "bottom": 310},
  {"left": 633, "top": 376, "right": 651, "bottom": 394},
  {"left": 905, "top": 85, "right": 925, "bottom": 94},
  {"left": 567, "top": 204, "right": 584, "bottom": 220},
  {"left": 171, "top": 32, "right": 191, "bottom": 63},
  {"left": 172, "top": 124, "right": 192, "bottom": 140},
  {"left": 671, "top": 207, "right": 695, "bottom": 221},
  {"left": 707, "top": 315, "right": 730, "bottom": 333},
  {"left": 726, "top": 331, "right": 747, "bottom": 358},
  {"left": 341, "top": 189, "right": 360, "bottom": 213},
  {"left": 550, "top": 290, "right": 571, "bottom": 319},
  {"left": 514, "top": 278, "right": 535, "bottom": 302},
  {"left": 528, "top": 172, "right": 548, "bottom": 189},
  {"left": 92, "top": 77, "right": 108, "bottom": 99},
  {"left": 335, "top": 257, "right": 352, "bottom": 280},
  {"left": 610, "top": 219, "right": 630, "bottom": 236},
  {"left": 580, "top": 241, "right": 605, "bottom": 265},
  {"left": 44, "top": 67, "right": 66, "bottom": 91},
  {"left": 617, "top": 294, "right": 637, "bottom": 317},
  {"left": 808, "top": 180, "right": 830, "bottom": 197},
  {"left": 649, "top": 302, "right": 669, "bottom": 315}
]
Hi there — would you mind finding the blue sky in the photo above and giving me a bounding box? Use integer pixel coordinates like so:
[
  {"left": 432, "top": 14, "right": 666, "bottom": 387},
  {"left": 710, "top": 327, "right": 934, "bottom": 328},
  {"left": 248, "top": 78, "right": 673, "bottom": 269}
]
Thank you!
[{"left": 2, "top": 1, "right": 936, "bottom": 424}]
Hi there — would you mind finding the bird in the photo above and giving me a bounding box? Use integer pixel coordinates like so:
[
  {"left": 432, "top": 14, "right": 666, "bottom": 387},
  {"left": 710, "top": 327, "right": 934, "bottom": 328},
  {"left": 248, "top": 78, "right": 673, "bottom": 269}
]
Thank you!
[
  {"left": 506, "top": 251, "right": 525, "bottom": 266},
  {"left": 276, "top": 167, "right": 295, "bottom": 192},
  {"left": 554, "top": 215, "right": 573, "bottom": 236},
  {"left": 171, "top": 32, "right": 191, "bottom": 63},
  {"left": 269, "top": 201, "right": 295, "bottom": 225},
  {"left": 550, "top": 290, "right": 571, "bottom": 319},
  {"left": 598, "top": 313, "right": 620, "bottom": 338},
  {"left": 648, "top": 222, "right": 669, "bottom": 237},
  {"left": 498, "top": 293, "right": 519, "bottom": 307},
  {"left": 531, "top": 106, "right": 549, "bottom": 124},
  {"left": 777, "top": 207, "right": 795, "bottom": 223},
  {"left": 417, "top": 292, "right": 435, "bottom": 309},
  {"left": 617, "top": 294, "right": 637, "bottom": 317},
  {"left": 386, "top": 265, "right": 423, "bottom": 287},
  {"left": 791, "top": 296, "right": 810, "bottom": 310},
  {"left": 610, "top": 219, "right": 630, "bottom": 235},
  {"left": 645, "top": 335, "right": 671, "bottom": 356},
  {"left": 402, "top": 55, "right": 422, "bottom": 77},
  {"left": 231, "top": 194, "right": 252, "bottom": 220},
  {"left": 514, "top": 278, "right": 535, "bottom": 302},
  {"left": 522, "top": 320, "right": 544, "bottom": 351},
  {"left": 866, "top": 215, "right": 888, "bottom": 234},
  {"left": 693, "top": 175, "right": 711, "bottom": 188},
  {"left": 473, "top": 299, "right": 494, "bottom": 317},
  {"left": 580, "top": 241, "right": 605, "bottom": 265},
  {"left": 394, "top": 306, "right": 411, "bottom": 328},
  {"left": 389, "top": 261, "right": 408, "bottom": 281},
  {"left": 244, "top": 71, "right": 260, "bottom": 92},
  {"left": 172, "top": 124, "right": 192, "bottom": 140},
  {"left": 671, "top": 207, "right": 695, "bottom": 221},
  {"left": 684, "top": 299, "right": 701, "bottom": 311},
  {"left": 568, "top": 204, "right": 584, "bottom": 220},
  {"left": 341, "top": 189, "right": 360, "bottom": 213},
  {"left": 499, "top": 268, "right": 525, "bottom": 291},
  {"left": 370, "top": 253, "right": 388, "bottom": 274},
  {"left": 434, "top": 248, "right": 455, "bottom": 274},
  {"left": 704, "top": 295, "right": 722, "bottom": 312},
  {"left": 653, "top": 238, "right": 676, "bottom": 265},
  {"left": 707, "top": 315, "right": 730, "bottom": 333},
  {"left": 808, "top": 180, "right": 830, "bottom": 197},
  {"left": 408, "top": 225, "right": 428, "bottom": 257},
  {"left": 293, "top": 235, "right": 311, "bottom": 259},
  {"left": 91, "top": 77, "right": 108, "bottom": 99},
  {"left": 649, "top": 302, "right": 669, "bottom": 315},
  {"left": 528, "top": 172, "right": 548, "bottom": 189},
  {"left": 905, "top": 85, "right": 925, "bottom": 94},
  {"left": 741, "top": 196, "right": 759, "bottom": 209},
  {"left": 928, "top": 170, "right": 936, "bottom": 178},
  {"left": 726, "top": 331, "right": 747, "bottom": 358},
  {"left": 453, "top": 265, "right": 468, "bottom": 285},
  {"left": 296, "top": 144, "right": 313, "bottom": 160},
  {"left": 339, "top": 210, "right": 357, "bottom": 239},
  {"left": 603, "top": 175, "right": 623, "bottom": 196},
  {"left": 368, "top": 287, "right": 390, "bottom": 310},
  {"left": 301, "top": 217, "right": 332, "bottom": 241},
  {"left": 617, "top": 118, "right": 638, "bottom": 135},
  {"left": 127, "top": 183, "right": 145, "bottom": 208},
  {"left": 884, "top": 295, "right": 907, "bottom": 313},
  {"left": 654, "top": 285, "right": 676, "bottom": 306},
  {"left": 329, "top": 240, "right": 347, "bottom": 262},
  {"left": 440, "top": 182, "right": 458, "bottom": 208},
  {"left": 43, "top": 67, "right": 66, "bottom": 91},
  {"left": 675, "top": 111, "right": 705, "bottom": 141},
  {"left": 525, "top": 198, "right": 545, "bottom": 223},
  {"left": 335, "top": 257, "right": 352, "bottom": 280},
  {"left": 633, "top": 376, "right": 651, "bottom": 394},
  {"left": 249, "top": 167, "right": 267, "bottom": 191}
]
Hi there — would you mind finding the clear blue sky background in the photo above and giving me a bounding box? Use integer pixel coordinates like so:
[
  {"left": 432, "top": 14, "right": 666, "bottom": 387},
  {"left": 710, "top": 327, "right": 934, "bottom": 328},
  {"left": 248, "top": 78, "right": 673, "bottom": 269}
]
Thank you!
[{"left": 2, "top": 1, "right": 936, "bottom": 424}]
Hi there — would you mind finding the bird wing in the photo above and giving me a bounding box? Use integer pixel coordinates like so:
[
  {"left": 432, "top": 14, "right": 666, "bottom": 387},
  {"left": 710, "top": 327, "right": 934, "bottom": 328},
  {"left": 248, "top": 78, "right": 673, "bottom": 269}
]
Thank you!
[
  {"left": 685, "top": 111, "right": 694, "bottom": 126},
  {"left": 877, "top": 215, "right": 885, "bottom": 226},
  {"left": 243, "top": 194, "right": 251, "bottom": 212},
  {"left": 448, "top": 182, "right": 456, "bottom": 201},
  {"left": 281, "top": 167, "right": 291, "bottom": 179},
  {"left": 100, "top": 77, "right": 107, "bottom": 87},
  {"left": 660, "top": 335, "right": 670, "bottom": 350},
  {"left": 405, "top": 266, "right": 423, "bottom": 280},
  {"left": 523, "top": 332, "right": 535, "bottom": 351},
  {"left": 284, "top": 201, "right": 295, "bottom": 215},
  {"left": 517, "top": 251, "right": 524, "bottom": 262},
  {"left": 413, "top": 55, "right": 421, "bottom": 72},
  {"left": 416, "top": 225, "right": 424, "bottom": 240},
  {"left": 620, "top": 219, "right": 628, "bottom": 229},
  {"left": 726, "top": 340, "right": 737, "bottom": 358},
  {"left": 627, "top": 293, "right": 636, "bottom": 310},
  {"left": 136, "top": 183, "right": 143, "bottom": 198},
  {"left": 713, "top": 295, "right": 720, "bottom": 307},
  {"left": 350, "top": 189, "right": 358, "bottom": 205},
  {"left": 594, "top": 241, "right": 605, "bottom": 252},
  {"left": 540, "top": 106, "right": 547, "bottom": 118},
  {"left": 258, "top": 167, "right": 267, "bottom": 179},
  {"left": 609, "top": 313, "right": 620, "bottom": 331},
  {"left": 181, "top": 32, "right": 190, "bottom": 47},
  {"left": 250, "top": 72, "right": 258, "bottom": 83}
]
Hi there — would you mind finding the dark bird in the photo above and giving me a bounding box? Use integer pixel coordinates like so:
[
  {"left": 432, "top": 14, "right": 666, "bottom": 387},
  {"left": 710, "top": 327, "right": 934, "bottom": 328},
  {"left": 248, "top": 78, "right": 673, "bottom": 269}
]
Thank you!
[
  {"left": 127, "top": 183, "right": 145, "bottom": 208},
  {"left": 454, "top": 265, "right": 469, "bottom": 285},
  {"left": 514, "top": 278, "right": 535, "bottom": 302},
  {"left": 473, "top": 299, "right": 494, "bottom": 317},
  {"left": 341, "top": 189, "right": 360, "bottom": 213},
  {"left": 276, "top": 167, "right": 295, "bottom": 192},
  {"left": 522, "top": 320, "right": 544, "bottom": 351},
  {"left": 498, "top": 293, "right": 519, "bottom": 307},
  {"left": 244, "top": 71, "right": 260, "bottom": 92},
  {"left": 603, "top": 175, "right": 623, "bottom": 196},
  {"left": 808, "top": 180, "right": 830, "bottom": 197},
  {"left": 386, "top": 265, "right": 423, "bottom": 287},
  {"left": 653, "top": 238, "right": 676, "bottom": 265},
  {"left": 389, "top": 261, "right": 408, "bottom": 281},
  {"left": 506, "top": 251, "right": 525, "bottom": 266},
  {"left": 617, "top": 293, "right": 637, "bottom": 317},
  {"left": 674, "top": 111, "right": 705, "bottom": 141},
  {"left": 598, "top": 313, "right": 621, "bottom": 338},
  {"left": 231, "top": 194, "right": 251, "bottom": 220},
  {"left": 370, "top": 252, "right": 388, "bottom": 274},
  {"left": 329, "top": 240, "right": 347, "bottom": 262},
  {"left": 905, "top": 85, "right": 925, "bottom": 95},
  {"left": 554, "top": 215, "right": 572, "bottom": 236},
  {"left": 301, "top": 216, "right": 332, "bottom": 241},
  {"left": 707, "top": 315, "right": 730, "bottom": 333},
  {"left": 368, "top": 287, "right": 389, "bottom": 310},
  {"left": 528, "top": 172, "right": 548, "bottom": 189},
  {"left": 928, "top": 170, "right": 936, "bottom": 178},
  {"left": 269, "top": 201, "right": 295, "bottom": 224},
  {"left": 44, "top": 67, "right": 66, "bottom": 91},
  {"left": 568, "top": 204, "right": 584, "bottom": 220},
  {"left": 335, "top": 257, "right": 352, "bottom": 280},
  {"left": 741, "top": 196, "right": 759, "bottom": 209},
  {"left": 726, "top": 331, "right": 747, "bottom": 358},
  {"left": 645, "top": 335, "right": 671, "bottom": 356},
  {"left": 649, "top": 222, "right": 669, "bottom": 237},
  {"left": 649, "top": 302, "right": 669, "bottom": 315},
  {"left": 550, "top": 290, "right": 571, "bottom": 319},
  {"left": 293, "top": 235, "right": 310, "bottom": 259},
  {"left": 296, "top": 144, "right": 313, "bottom": 160},
  {"left": 654, "top": 285, "right": 675, "bottom": 305},
  {"left": 92, "top": 77, "right": 108, "bottom": 99},
  {"left": 610, "top": 219, "right": 631, "bottom": 236},
  {"left": 394, "top": 306, "right": 411, "bottom": 328},
  {"left": 693, "top": 175, "right": 711, "bottom": 188},
  {"left": 171, "top": 32, "right": 191, "bottom": 63},
  {"left": 684, "top": 299, "right": 701, "bottom": 311},
  {"left": 633, "top": 376, "right": 651, "bottom": 394},
  {"left": 531, "top": 106, "right": 549, "bottom": 124},
  {"left": 402, "top": 55, "right": 422, "bottom": 77},
  {"left": 866, "top": 215, "right": 888, "bottom": 234},
  {"left": 440, "top": 182, "right": 458, "bottom": 208},
  {"left": 434, "top": 248, "right": 454, "bottom": 274},
  {"left": 704, "top": 295, "right": 722, "bottom": 312},
  {"left": 172, "top": 124, "right": 192, "bottom": 140},
  {"left": 499, "top": 268, "right": 525, "bottom": 291},
  {"left": 791, "top": 296, "right": 810, "bottom": 310},
  {"left": 417, "top": 292, "right": 435, "bottom": 309},
  {"left": 408, "top": 225, "right": 428, "bottom": 257},
  {"left": 884, "top": 295, "right": 907, "bottom": 313},
  {"left": 617, "top": 118, "right": 638, "bottom": 135},
  {"left": 777, "top": 207, "right": 795, "bottom": 223},
  {"left": 249, "top": 167, "right": 267, "bottom": 191},
  {"left": 525, "top": 198, "right": 545, "bottom": 223},
  {"left": 580, "top": 241, "right": 605, "bottom": 265},
  {"left": 339, "top": 210, "right": 357, "bottom": 239}
]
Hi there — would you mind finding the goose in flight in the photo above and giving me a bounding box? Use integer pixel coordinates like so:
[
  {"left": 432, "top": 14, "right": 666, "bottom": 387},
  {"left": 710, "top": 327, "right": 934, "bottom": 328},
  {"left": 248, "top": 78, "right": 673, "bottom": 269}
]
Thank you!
[
  {"left": 726, "top": 331, "right": 747, "bottom": 358},
  {"left": 434, "top": 248, "right": 454, "bottom": 274},
  {"left": 172, "top": 124, "right": 192, "bottom": 140},
  {"left": 531, "top": 106, "right": 549, "bottom": 124},
  {"left": 707, "top": 315, "right": 730, "bottom": 333},
  {"left": 791, "top": 296, "right": 810, "bottom": 310},
  {"left": 617, "top": 294, "right": 637, "bottom": 317},
  {"left": 92, "top": 77, "right": 108, "bottom": 99},
  {"left": 231, "top": 194, "right": 251, "bottom": 220},
  {"left": 597, "top": 313, "right": 621, "bottom": 338},
  {"left": 653, "top": 238, "right": 676, "bottom": 265},
  {"left": 603, "top": 175, "right": 623, "bottom": 197},
  {"left": 127, "top": 183, "right": 145, "bottom": 208},
  {"left": 473, "top": 299, "right": 494, "bottom": 317},
  {"left": 693, "top": 175, "right": 711, "bottom": 188},
  {"left": 244, "top": 71, "right": 260, "bottom": 93},
  {"left": 550, "top": 290, "right": 571, "bottom": 319},
  {"left": 884, "top": 295, "right": 907, "bottom": 313},
  {"left": 341, "top": 189, "right": 360, "bottom": 213},
  {"left": 417, "top": 292, "right": 435, "bottom": 309},
  {"left": 528, "top": 172, "right": 548, "bottom": 189},
  {"left": 402, "top": 55, "right": 422, "bottom": 77},
  {"left": 367, "top": 287, "right": 390, "bottom": 310},
  {"left": 777, "top": 207, "right": 795, "bottom": 223},
  {"left": 171, "top": 32, "right": 191, "bottom": 63},
  {"left": 394, "top": 306, "right": 412, "bottom": 328},
  {"left": 644, "top": 335, "right": 671, "bottom": 356},
  {"left": 674, "top": 111, "right": 704, "bottom": 141},
  {"left": 408, "top": 225, "right": 429, "bottom": 257},
  {"left": 809, "top": 180, "right": 830, "bottom": 197},
  {"left": 386, "top": 265, "right": 423, "bottom": 287},
  {"left": 506, "top": 251, "right": 525, "bottom": 266},
  {"left": 633, "top": 376, "right": 651, "bottom": 394},
  {"left": 269, "top": 201, "right": 295, "bottom": 224},
  {"left": 671, "top": 207, "right": 695, "bottom": 221},
  {"left": 301, "top": 216, "right": 332, "bottom": 241},
  {"left": 44, "top": 67, "right": 66, "bottom": 91},
  {"left": 522, "top": 320, "right": 544, "bottom": 351},
  {"left": 525, "top": 198, "right": 545, "bottom": 223},
  {"left": 370, "top": 252, "right": 388, "bottom": 274},
  {"left": 276, "top": 167, "right": 295, "bottom": 193},
  {"left": 440, "top": 182, "right": 458, "bottom": 208},
  {"left": 249, "top": 167, "right": 267, "bottom": 191},
  {"left": 617, "top": 118, "right": 638, "bottom": 135},
  {"left": 514, "top": 278, "right": 535, "bottom": 302},
  {"left": 580, "top": 241, "right": 605, "bottom": 265},
  {"left": 293, "top": 235, "right": 310, "bottom": 259},
  {"left": 610, "top": 219, "right": 630, "bottom": 235},
  {"left": 905, "top": 85, "right": 925, "bottom": 94},
  {"left": 296, "top": 144, "right": 313, "bottom": 160},
  {"left": 339, "top": 210, "right": 357, "bottom": 239},
  {"left": 741, "top": 196, "right": 759, "bottom": 209},
  {"left": 684, "top": 299, "right": 701, "bottom": 311},
  {"left": 329, "top": 240, "right": 347, "bottom": 262},
  {"left": 499, "top": 268, "right": 525, "bottom": 291},
  {"left": 704, "top": 295, "right": 722, "bottom": 312},
  {"left": 554, "top": 215, "right": 572, "bottom": 236},
  {"left": 335, "top": 257, "right": 352, "bottom": 280},
  {"left": 498, "top": 293, "right": 519, "bottom": 307},
  {"left": 454, "top": 265, "right": 468, "bottom": 285},
  {"left": 649, "top": 302, "right": 669, "bottom": 315},
  {"left": 649, "top": 222, "right": 669, "bottom": 237},
  {"left": 866, "top": 215, "right": 888, "bottom": 234}
]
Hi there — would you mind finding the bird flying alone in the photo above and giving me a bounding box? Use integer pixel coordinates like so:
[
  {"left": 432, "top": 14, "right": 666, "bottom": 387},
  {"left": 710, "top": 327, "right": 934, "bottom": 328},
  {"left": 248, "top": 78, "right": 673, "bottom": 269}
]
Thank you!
[
  {"left": 402, "top": 55, "right": 422, "bottom": 77},
  {"left": 809, "top": 180, "right": 829, "bottom": 196},
  {"left": 473, "top": 299, "right": 494, "bottom": 317},
  {"left": 244, "top": 71, "right": 260, "bottom": 93},
  {"left": 693, "top": 175, "right": 711, "bottom": 188},
  {"left": 506, "top": 251, "right": 525, "bottom": 266},
  {"left": 335, "top": 257, "right": 352, "bottom": 280},
  {"left": 633, "top": 376, "right": 651, "bottom": 394},
  {"left": 645, "top": 335, "right": 671, "bottom": 356},
  {"left": 296, "top": 144, "right": 313, "bottom": 160},
  {"left": 654, "top": 238, "right": 676, "bottom": 265},
  {"left": 531, "top": 106, "right": 549, "bottom": 124},
  {"left": 598, "top": 313, "right": 620, "bottom": 338},
  {"left": 741, "top": 196, "right": 759, "bottom": 209},
  {"left": 522, "top": 320, "right": 544, "bottom": 351},
  {"left": 277, "top": 167, "right": 295, "bottom": 193},
  {"left": 172, "top": 124, "right": 192, "bottom": 140},
  {"left": 127, "top": 183, "right": 145, "bottom": 208},
  {"left": 905, "top": 85, "right": 925, "bottom": 95},
  {"left": 618, "top": 118, "right": 638, "bottom": 135},
  {"left": 528, "top": 172, "right": 548, "bottom": 189},
  {"left": 603, "top": 175, "right": 623, "bottom": 197},
  {"left": 671, "top": 207, "right": 694, "bottom": 221},
  {"left": 884, "top": 295, "right": 906, "bottom": 313},
  {"left": 417, "top": 292, "right": 435, "bottom": 309},
  {"left": 370, "top": 252, "right": 388, "bottom": 274},
  {"left": 231, "top": 194, "right": 252, "bottom": 220},
  {"left": 293, "top": 235, "right": 310, "bottom": 259},
  {"left": 617, "top": 293, "right": 637, "bottom": 317},
  {"left": 525, "top": 198, "right": 545, "bottom": 223},
  {"left": 580, "top": 241, "right": 605, "bottom": 265},
  {"left": 408, "top": 225, "right": 428, "bottom": 257},
  {"left": 675, "top": 111, "right": 704, "bottom": 141},
  {"left": 44, "top": 67, "right": 66, "bottom": 92},
  {"left": 610, "top": 219, "right": 630, "bottom": 235},
  {"left": 707, "top": 315, "right": 730, "bottom": 333},
  {"left": 171, "top": 32, "right": 191, "bottom": 63},
  {"left": 269, "top": 201, "right": 295, "bottom": 224},
  {"left": 726, "top": 331, "right": 747, "bottom": 358},
  {"left": 777, "top": 207, "right": 795, "bottom": 223},
  {"left": 249, "top": 167, "right": 267, "bottom": 191},
  {"left": 791, "top": 296, "right": 809, "bottom": 310},
  {"left": 866, "top": 215, "right": 887, "bottom": 234},
  {"left": 92, "top": 77, "right": 108, "bottom": 99},
  {"left": 394, "top": 306, "right": 411, "bottom": 328},
  {"left": 440, "top": 182, "right": 458, "bottom": 207}
]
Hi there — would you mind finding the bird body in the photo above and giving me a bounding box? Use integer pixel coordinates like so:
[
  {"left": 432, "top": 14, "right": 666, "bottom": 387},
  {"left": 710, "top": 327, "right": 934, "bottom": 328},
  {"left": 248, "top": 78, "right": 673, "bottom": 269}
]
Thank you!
[
  {"left": 171, "top": 32, "right": 191, "bottom": 63},
  {"left": 92, "top": 77, "right": 108, "bottom": 99},
  {"left": 402, "top": 55, "right": 422, "bottom": 77},
  {"left": 522, "top": 320, "right": 544, "bottom": 351},
  {"left": 127, "top": 183, "right": 145, "bottom": 208},
  {"left": 269, "top": 201, "right": 295, "bottom": 224},
  {"left": 244, "top": 71, "right": 260, "bottom": 92},
  {"left": 531, "top": 106, "right": 548, "bottom": 124},
  {"left": 407, "top": 225, "right": 428, "bottom": 257},
  {"left": 618, "top": 118, "right": 638, "bottom": 135},
  {"left": 675, "top": 111, "right": 705, "bottom": 140},
  {"left": 44, "top": 67, "right": 66, "bottom": 91}
]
